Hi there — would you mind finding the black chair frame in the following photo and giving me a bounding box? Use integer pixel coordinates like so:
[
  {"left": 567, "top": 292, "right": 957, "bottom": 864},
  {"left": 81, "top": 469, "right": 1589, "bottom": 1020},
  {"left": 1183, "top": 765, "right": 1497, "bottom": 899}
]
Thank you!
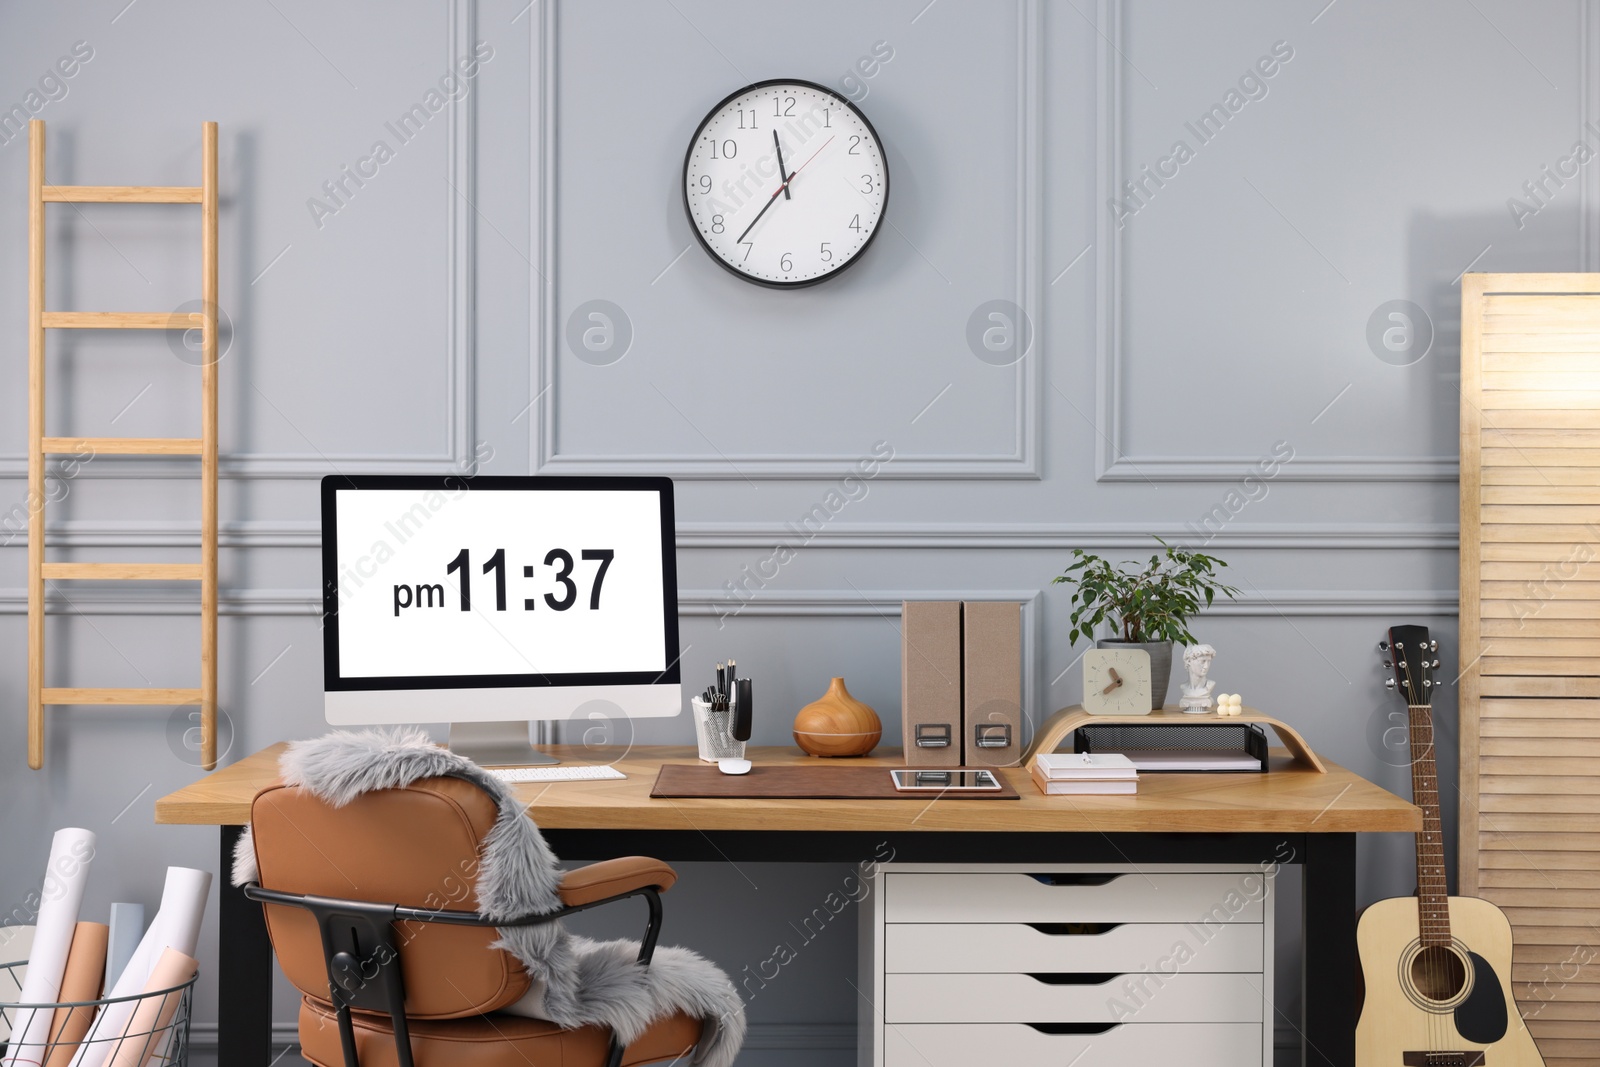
[{"left": 242, "top": 881, "right": 665, "bottom": 1067}]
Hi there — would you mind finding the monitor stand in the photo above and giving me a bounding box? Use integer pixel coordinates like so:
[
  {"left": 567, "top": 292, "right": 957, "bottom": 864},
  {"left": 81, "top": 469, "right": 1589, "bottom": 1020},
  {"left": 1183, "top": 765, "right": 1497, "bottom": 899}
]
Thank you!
[{"left": 448, "top": 721, "right": 559, "bottom": 767}]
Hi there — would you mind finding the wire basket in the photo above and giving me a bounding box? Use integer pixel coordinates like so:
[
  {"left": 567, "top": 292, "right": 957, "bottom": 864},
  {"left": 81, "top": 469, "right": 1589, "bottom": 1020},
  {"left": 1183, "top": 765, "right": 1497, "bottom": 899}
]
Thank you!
[
  {"left": 0, "top": 959, "right": 195, "bottom": 1067},
  {"left": 691, "top": 697, "right": 746, "bottom": 762}
]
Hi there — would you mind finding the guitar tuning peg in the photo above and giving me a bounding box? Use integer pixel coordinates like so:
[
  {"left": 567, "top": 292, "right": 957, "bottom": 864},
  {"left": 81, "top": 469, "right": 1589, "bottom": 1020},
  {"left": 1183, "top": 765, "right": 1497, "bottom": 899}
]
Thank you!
[
  {"left": 1382, "top": 661, "right": 1393, "bottom": 670},
  {"left": 1384, "top": 678, "right": 1396, "bottom": 690},
  {"left": 1378, "top": 641, "right": 1389, "bottom": 653},
  {"left": 1429, "top": 640, "right": 1438, "bottom": 652},
  {"left": 1431, "top": 659, "right": 1440, "bottom": 670}
]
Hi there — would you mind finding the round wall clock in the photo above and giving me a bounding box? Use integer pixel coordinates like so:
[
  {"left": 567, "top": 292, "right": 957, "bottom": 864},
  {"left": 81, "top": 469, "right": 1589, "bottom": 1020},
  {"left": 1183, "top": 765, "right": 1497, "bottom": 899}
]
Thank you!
[{"left": 683, "top": 78, "right": 888, "bottom": 288}]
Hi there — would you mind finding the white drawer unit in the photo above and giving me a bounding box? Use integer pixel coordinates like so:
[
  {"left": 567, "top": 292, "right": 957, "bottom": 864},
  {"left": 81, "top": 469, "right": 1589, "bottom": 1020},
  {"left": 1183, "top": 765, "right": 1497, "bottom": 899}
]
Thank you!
[
  {"left": 883, "top": 870, "right": 1266, "bottom": 923},
  {"left": 886, "top": 972, "right": 1264, "bottom": 1024},
  {"left": 860, "top": 864, "right": 1274, "bottom": 1066},
  {"left": 885, "top": 921, "right": 1265, "bottom": 973},
  {"left": 884, "top": 1023, "right": 1263, "bottom": 1067}
]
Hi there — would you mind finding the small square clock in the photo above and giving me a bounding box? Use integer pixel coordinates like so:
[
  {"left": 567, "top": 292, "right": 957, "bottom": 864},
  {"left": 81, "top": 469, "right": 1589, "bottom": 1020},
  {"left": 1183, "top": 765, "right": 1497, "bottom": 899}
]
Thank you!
[{"left": 1082, "top": 648, "right": 1154, "bottom": 715}]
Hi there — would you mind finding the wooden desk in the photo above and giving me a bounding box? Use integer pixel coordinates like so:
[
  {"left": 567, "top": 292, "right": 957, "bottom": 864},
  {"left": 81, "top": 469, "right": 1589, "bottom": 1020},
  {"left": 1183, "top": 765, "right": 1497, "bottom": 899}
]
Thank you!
[{"left": 158, "top": 743, "right": 1419, "bottom": 1067}]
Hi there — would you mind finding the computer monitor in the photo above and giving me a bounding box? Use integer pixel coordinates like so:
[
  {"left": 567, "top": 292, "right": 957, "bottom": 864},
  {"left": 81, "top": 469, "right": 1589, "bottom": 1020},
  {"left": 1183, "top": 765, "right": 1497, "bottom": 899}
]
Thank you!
[{"left": 320, "top": 475, "right": 682, "bottom": 766}]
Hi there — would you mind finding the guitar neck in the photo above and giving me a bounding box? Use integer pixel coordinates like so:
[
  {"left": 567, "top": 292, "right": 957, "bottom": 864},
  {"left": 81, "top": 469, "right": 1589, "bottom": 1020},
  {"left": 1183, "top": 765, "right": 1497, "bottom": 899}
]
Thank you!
[{"left": 1407, "top": 701, "right": 1451, "bottom": 946}]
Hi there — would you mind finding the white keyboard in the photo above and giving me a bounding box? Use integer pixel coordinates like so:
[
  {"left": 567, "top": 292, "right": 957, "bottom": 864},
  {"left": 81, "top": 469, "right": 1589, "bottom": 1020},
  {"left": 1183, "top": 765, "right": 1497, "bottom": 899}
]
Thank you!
[{"left": 489, "top": 764, "right": 626, "bottom": 783}]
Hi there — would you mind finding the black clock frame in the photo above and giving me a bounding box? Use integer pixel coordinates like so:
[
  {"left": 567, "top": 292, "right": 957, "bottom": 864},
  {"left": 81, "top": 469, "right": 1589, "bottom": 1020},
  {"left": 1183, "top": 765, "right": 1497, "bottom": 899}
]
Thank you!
[{"left": 681, "top": 77, "right": 889, "bottom": 290}]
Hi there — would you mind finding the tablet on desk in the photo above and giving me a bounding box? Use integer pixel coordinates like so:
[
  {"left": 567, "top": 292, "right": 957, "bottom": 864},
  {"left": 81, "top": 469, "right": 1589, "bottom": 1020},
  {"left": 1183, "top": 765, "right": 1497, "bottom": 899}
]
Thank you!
[{"left": 889, "top": 769, "right": 1002, "bottom": 792}]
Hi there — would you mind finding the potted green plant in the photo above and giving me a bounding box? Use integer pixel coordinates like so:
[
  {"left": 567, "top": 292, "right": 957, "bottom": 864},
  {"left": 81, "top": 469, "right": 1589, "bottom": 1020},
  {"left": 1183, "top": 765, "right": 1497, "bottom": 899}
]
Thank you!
[{"left": 1052, "top": 538, "right": 1239, "bottom": 710}]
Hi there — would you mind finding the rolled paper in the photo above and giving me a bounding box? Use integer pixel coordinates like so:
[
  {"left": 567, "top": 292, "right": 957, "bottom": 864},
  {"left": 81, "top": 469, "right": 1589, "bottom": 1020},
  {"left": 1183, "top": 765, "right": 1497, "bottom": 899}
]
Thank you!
[
  {"left": 145, "top": 869, "right": 209, "bottom": 965},
  {"left": 3, "top": 828, "right": 97, "bottom": 1067},
  {"left": 43, "top": 922, "right": 109, "bottom": 1067},
  {"left": 68, "top": 869, "right": 210, "bottom": 1067},
  {"left": 102, "top": 948, "right": 197, "bottom": 1067},
  {"left": 103, "top": 907, "right": 144, "bottom": 997},
  {"left": 0, "top": 925, "right": 38, "bottom": 1043}
]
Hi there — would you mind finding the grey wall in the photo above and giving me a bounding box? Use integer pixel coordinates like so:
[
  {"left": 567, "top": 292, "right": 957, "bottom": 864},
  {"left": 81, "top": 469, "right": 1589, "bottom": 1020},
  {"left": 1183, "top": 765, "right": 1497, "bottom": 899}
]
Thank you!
[{"left": 0, "top": 0, "right": 1582, "bottom": 1062}]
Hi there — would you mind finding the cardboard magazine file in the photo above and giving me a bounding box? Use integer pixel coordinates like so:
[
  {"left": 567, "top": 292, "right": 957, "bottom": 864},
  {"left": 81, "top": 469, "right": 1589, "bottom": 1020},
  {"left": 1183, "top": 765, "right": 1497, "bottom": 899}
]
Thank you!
[
  {"left": 962, "top": 601, "right": 1023, "bottom": 769},
  {"left": 900, "top": 601, "right": 963, "bottom": 767}
]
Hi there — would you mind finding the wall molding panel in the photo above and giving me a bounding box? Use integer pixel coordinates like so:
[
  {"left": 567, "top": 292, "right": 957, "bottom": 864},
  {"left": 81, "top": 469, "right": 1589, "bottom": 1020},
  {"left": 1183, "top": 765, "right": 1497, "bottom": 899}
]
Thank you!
[
  {"left": 682, "top": 588, "right": 1044, "bottom": 714},
  {"left": 2, "top": 519, "right": 1461, "bottom": 551},
  {"left": 673, "top": 520, "right": 1459, "bottom": 551},
  {"left": 0, "top": 588, "right": 324, "bottom": 616},
  {"left": 0, "top": 0, "right": 478, "bottom": 482},
  {"left": 0, "top": 586, "right": 1461, "bottom": 618},
  {"left": 530, "top": 0, "right": 1043, "bottom": 480},
  {"left": 1581, "top": 0, "right": 1600, "bottom": 273},
  {"left": 1091, "top": 0, "right": 1469, "bottom": 484}
]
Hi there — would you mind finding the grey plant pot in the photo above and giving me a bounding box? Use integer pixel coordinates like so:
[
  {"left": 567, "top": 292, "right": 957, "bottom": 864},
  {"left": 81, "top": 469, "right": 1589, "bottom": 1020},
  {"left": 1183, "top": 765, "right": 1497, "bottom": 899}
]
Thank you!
[{"left": 1095, "top": 638, "right": 1174, "bottom": 711}]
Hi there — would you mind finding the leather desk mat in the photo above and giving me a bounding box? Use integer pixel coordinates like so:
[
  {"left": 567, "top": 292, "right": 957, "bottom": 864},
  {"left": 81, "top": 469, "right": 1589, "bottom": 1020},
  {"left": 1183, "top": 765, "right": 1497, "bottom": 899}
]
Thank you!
[{"left": 651, "top": 762, "right": 1021, "bottom": 800}]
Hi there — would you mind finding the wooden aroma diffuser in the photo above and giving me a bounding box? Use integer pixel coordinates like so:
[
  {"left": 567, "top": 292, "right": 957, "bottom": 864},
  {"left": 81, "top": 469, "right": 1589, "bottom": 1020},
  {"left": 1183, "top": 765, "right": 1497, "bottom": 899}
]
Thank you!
[{"left": 793, "top": 677, "right": 881, "bottom": 757}]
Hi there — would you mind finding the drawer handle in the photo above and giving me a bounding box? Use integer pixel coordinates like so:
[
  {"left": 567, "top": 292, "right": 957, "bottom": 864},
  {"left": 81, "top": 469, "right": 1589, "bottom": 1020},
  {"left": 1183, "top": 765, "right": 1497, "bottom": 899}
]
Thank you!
[
  {"left": 1026, "top": 972, "right": 1120, "bottom": 986},
  {"left": 1026, "top": 922, "right": 1122, "bottom": 936},
  {"left": 1027, "top": 873, "right": 1121, "bottom": 887},
  {"left": 1025, "top": 1023, "right": 1120, "bottom": 1036}
]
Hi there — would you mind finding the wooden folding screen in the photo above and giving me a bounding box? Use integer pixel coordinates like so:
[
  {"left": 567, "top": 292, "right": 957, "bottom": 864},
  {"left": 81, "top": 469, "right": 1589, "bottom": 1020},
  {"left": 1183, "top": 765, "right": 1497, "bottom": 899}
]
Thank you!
[{"left": 1460, "top": 272, "right": 1600, "bottom": 1065}]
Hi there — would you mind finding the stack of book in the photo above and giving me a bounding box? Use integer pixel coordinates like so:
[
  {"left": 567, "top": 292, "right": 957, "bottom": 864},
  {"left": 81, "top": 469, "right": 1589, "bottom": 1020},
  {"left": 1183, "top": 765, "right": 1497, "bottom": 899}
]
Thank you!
[{"left": 1030, "top": 752, "right": 1139, "bottom": 795}]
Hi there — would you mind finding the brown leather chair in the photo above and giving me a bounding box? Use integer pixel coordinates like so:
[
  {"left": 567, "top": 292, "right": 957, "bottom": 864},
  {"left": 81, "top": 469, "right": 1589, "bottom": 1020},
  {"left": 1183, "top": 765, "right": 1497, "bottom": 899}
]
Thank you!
[{"left": 239, "top": 776, "right": 704, "bottom": 1067}]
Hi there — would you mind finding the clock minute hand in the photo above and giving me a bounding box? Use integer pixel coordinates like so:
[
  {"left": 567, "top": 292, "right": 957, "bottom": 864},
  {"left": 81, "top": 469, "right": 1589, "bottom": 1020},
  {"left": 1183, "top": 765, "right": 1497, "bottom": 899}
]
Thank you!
[
  {"left": 773, "top": 131, "right": 791, "bottom": 201},
  {"left": 735, "top": 135, "right": 835, "bottom": 244},
  {"left": 733, "top": 188, "right": 782, "bottom": 245},
  {"left": 1101, "top": 667, "right": 1123, "bottom": 695}
]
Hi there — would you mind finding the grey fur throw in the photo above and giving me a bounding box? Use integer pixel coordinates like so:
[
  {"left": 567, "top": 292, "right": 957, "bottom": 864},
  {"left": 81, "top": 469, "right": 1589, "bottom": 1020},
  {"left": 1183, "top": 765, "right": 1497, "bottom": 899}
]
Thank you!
[{"left": 230, "top": 728, "right": 744, "bottom": 1067}]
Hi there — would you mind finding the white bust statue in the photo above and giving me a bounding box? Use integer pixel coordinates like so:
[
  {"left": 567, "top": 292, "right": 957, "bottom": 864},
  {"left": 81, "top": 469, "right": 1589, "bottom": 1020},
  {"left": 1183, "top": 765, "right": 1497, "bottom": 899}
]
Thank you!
[{"left": 1179, "top": 643, "right": 1217, "bottom": 712}]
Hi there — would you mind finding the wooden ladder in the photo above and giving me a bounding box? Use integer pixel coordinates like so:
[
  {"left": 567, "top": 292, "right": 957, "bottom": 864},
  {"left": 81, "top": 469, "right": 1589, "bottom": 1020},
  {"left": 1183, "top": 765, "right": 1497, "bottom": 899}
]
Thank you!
[{"left": 27, "top": 119, "right": 220, "bottom": 770}]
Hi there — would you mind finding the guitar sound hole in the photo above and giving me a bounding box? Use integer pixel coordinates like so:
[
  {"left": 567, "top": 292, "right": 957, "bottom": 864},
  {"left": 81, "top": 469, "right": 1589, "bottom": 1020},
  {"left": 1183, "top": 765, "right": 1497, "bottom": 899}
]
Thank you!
[{"left": 1409, "top": 946, "right": 1467, "bottom": 1002}]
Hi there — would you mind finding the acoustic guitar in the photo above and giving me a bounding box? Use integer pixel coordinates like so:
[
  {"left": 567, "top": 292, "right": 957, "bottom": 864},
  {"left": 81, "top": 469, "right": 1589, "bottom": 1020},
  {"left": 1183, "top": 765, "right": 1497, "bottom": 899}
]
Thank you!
[{"left": 1355, "top": 624, "right": 1546, "bottom": 1067}]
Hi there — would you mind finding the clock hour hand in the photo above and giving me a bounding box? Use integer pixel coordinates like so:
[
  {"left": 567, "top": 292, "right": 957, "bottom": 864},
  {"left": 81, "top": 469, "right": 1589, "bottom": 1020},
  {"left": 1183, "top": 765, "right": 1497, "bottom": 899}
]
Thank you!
[
  {"left": 735, "top": 135, "right": 835, "bottom": 244},
  {"left": 1101, "top": 667, "right": 1123, "bottom": 695},
  {"left": 773, "top": 131, "right": 791, "bottom": 201}
]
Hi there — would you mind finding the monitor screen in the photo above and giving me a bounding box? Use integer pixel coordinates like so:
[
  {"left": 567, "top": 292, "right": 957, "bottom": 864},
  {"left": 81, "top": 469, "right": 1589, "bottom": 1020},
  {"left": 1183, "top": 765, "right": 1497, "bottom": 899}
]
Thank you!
[{"left": 321, "top": 476, "right": 680, "bottom": 723}]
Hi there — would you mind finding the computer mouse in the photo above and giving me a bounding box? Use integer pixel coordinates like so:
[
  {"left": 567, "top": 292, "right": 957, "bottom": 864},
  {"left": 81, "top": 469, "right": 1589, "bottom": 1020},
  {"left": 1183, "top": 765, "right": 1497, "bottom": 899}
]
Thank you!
[{"left": 717, "top": 757, "right": 752, "bottom": 775}]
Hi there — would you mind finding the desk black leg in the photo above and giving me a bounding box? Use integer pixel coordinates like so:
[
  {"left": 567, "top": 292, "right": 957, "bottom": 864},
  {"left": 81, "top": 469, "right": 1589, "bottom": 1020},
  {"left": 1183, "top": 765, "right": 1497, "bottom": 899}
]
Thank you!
[
  {"left": 218, "top": 824, "right": 273, "bottom": 1067},
  {"left": 1303, "top": 832, "right": 1357, "bottom": 1067}
]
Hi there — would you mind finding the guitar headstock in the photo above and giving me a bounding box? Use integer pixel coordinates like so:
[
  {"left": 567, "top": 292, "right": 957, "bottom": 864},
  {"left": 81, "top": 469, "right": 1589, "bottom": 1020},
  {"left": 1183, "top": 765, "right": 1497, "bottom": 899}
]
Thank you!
[{"left": 1379, "top": 624, "right": 1439, "bottom": 704}]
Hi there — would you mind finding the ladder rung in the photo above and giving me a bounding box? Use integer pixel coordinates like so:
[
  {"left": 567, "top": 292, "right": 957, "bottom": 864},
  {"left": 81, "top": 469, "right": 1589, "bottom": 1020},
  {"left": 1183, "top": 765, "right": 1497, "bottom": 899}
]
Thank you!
[
  {"left": 43, "top": 185, "right": 202, "bottom": 204},
  {"left": 41, "top": 311, "right": 202, "bottom": 329},
  {"left": 42, "top": 436, "right": 203, "bottom": 455},
  {"left": 41, "top": 687, "right": 203, "bottom": 705},
  {"left": 42, "top": 562, "right": 203, "bottom": 580}
]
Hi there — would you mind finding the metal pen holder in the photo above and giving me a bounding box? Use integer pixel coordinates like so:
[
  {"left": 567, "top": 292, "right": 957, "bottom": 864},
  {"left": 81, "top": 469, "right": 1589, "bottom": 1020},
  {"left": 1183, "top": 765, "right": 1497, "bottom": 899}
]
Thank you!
[
  {"left": 0, "top": 959, "right": 196, "bottom": 1066},
  {"left": 692, "top": 696, "right": 745, "bottom": 762}
]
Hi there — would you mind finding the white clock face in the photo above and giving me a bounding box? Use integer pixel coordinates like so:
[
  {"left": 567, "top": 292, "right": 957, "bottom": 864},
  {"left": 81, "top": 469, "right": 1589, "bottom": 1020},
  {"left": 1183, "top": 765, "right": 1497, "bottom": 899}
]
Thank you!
[
  {"left": 1082, "top": 649, "right": 1153, "bottom": 716},
  {"left": 684, "top": 79, "right": 888, "bottom": 288}
]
